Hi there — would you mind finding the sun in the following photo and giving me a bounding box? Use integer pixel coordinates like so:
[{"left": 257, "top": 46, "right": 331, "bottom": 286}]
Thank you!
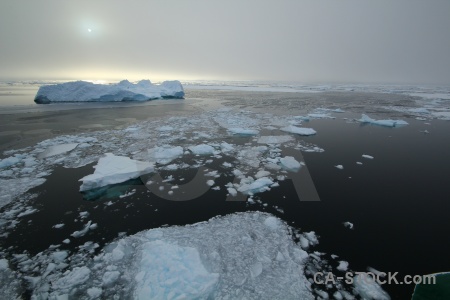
[{"left": 87, "top": 28, "right": 92, "bottom": 33}]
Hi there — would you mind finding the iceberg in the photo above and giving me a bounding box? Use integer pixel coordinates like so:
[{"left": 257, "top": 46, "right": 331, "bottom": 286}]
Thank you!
[
  {"left": 34, "top": 79, "right": 184, "bottom": 104},
  {"left": 79, "top": 153, "right": 154, "bottom": 191},
  {"left": 358, "top": 114, "right": 408, "bottom": 127}
]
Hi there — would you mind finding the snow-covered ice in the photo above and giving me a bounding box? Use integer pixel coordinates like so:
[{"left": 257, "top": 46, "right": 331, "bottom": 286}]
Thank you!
[
  {"left": 79, "top": 153, "right": 154, "bottom": 191},
  {"left": 337, "top": 261, "right": 349, "bottom": 272},
  {"left": 27, "top": 212, "right": 314, "bottom": 299},
  {"left": 35, "top": 79, "right": 184, "bottom": 103},
  {"left": 359, "top": 114, "right": 408, "bottom": 127},
  {"left": 37, "top": 143, "right": 79, "bottom": 159}
]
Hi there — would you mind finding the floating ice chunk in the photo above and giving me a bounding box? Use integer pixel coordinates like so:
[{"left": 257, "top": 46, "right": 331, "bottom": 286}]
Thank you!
[
  {"left": 315, "top": 290, "right": 329, "bottom": 299},
  {"left": 362, "top": 154, "right": 374, "bottom": 159},
  {"left": 206, "top": 180, "right": 215, "bottom": 186},
  {"left": 134, "top": 240, "right": 219, "bottom": 299},
  {"left": 188, "top": 144, "right": 215, "bottom": 155},
  {"left": 337, "top": 261, "right": 349, "bottom": 272},
  {"left": 356, "top": 162, "right": 363, "bottom": 165},
  {"left": 237, "top": 177, "right": 274, "bottom": 195},
  {"left": 0, "top": 259, "right": 9, "bottom": 270},
  {"left": 281, "top": 125, "right": 317, "bottom": 136},
  {"left": 0, "top": 156, "right": 21, "bottom": 169},
  {"left": 257, "top": 135, "right": 294, "bottom": 144},
  {"left": 228, "top": 128, "right": 259, "bottom": 135},
  {"left": 279, "top": 156, "right": 301, "bottom": 172},
  {"left": 343, "top": 222, "right": 354, "bottom": 229},
  {"left": 35, "top": 80, "right": 184, "bottom": 103},
  {"left": 53, "top": 266, "right": 91, "bottom": 291},
  {"left": 358, "top": 114, "right": 408, "bottom": 127},
  {"left": 79, "top": 153, "right": 154, "bottom": 191},
  {"left": 255, "top": 170, "right": 271, "bottom": 178},
  {"left": 353, "top": 273, "right": 391, "bottom": 300},
  {"left": 147, "top": 145, "right": 183, "bottom": 164},
  {"left": 308, "top": 113, "right": 334, "bottom": 119},
  {"left": 37, "top": 143, "right": 79, "bottom": 159},
  {"left": 71, "top": 221, "right": 93, "bottom": 238},
  {"left": 335, "top": 165, "right": 344, "bottom": 170},
  {"left": 17, "top": 208, "right": 38, "bottom": 218},
  {"left": 220, "top": 142, "right": 234, "bottom": 153},
  {"left": 227, "top": 188, "right": 237, "bottom": 196}
]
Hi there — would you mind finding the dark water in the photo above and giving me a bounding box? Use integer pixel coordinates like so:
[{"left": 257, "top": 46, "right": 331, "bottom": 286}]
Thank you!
[{"left": 1, "top": 116, "right": 449, "bottom": 299}]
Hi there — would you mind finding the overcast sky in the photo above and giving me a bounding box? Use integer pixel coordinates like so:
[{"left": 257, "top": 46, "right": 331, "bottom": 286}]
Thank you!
[{"left": 1, "top": 1, "right": 450, "bottom": 84}]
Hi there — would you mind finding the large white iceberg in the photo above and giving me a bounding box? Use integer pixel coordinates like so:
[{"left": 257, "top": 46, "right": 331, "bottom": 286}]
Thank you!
[
  {"left": 34, "top": 79, "right": 184, "bottom": 103},
  {"left": 79, "top": 153, "right": 154, "bottom": 191}
]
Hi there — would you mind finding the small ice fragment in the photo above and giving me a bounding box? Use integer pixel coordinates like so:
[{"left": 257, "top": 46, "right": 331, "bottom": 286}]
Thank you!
[
  {"left": 337, "top": 261, "right": 349, "bottom": 272},
  {"left": 227, "top": 187, "right": 238, "bottom": 196},
  {"left": 206, "top": 180, "right": 214, "bottom": 186},
  {"left": 343, "top": 221, "right": 354, "bottom": 229},
  {"left": 280, "top": 125, "right": 316, "bottom": 136},
  {"left": 279, "top": 156, "right": 301, "bottom": 172},
  {"left": 335, "top": 165, "right": 344, "bottom": 170},
  {"left": 362, "top": 154, "right": 374, "bottom": 159}
]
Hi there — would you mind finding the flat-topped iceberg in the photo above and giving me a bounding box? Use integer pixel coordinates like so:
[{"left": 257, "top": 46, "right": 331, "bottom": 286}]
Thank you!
[
  {"left": 359, "top": 114, "right": 408, "bottom": 127},
  {"left": 34, "top": 79, "right": 184, "bottom": 104},
  {"left": 79, "top": 153, "right": 154, "bottom": 191}
]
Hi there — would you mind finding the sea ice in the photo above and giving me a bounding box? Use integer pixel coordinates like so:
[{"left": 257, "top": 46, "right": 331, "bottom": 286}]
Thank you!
[
  {"left": 188, "top": 144, "right": 216, "bottom": 155},
  {"left": 335, "top": 165, "right": 344, "bottom": 170},
  {"left": 337, "top": 261, "right": 349, "bottom": 272},
  {"left": 37, "top": 143, "right": 79, "bottom": 159},
  {"left": 257, "top": 135, "right": 294, "bottom": 144},
  {"left": 362, "top": 154, "right": 374, "bottom": 159},
  {"left": 358, "top": 114, "right": 408, "bottom": 127},
  {"left": 34, "top": 79, "right": 184, "bottom": 103},
  {"left": 147, "top": 145, "right": 183, "bottom": 164},
  {"left": 228, "top": 128, "right": 259, "bottom": 135},
  {"left": 79, "top": 153, "right": 154, "bottom": 191},
  {"left": 32, "top": 212, "right": 313, "bottom": 299},
  {"left": 353, "top": 273, "right": 391, "bottom": 300},
  {"left": 279, "top": 156, "right": 301, "bottom": 171},
  {"left": 237, "top": 177, "right": 274, "bottom": 195},
  {"left": 281, "top": 125, "right": 317, "bottom": 136}
]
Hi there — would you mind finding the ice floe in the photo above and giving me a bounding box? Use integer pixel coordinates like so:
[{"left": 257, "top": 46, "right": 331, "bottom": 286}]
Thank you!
[
  {"left": 359, "top": 114, "right": 408, "bottom": 127},
  {"left": 280, "top": 125, "right": 317, "bottom": 136},
  {"left": 79, "top": 153, "right": 154, "bottom": 191}
]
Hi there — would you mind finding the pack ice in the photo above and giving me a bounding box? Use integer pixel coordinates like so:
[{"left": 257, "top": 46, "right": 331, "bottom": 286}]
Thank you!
[
  {"left": 79, "top": 153, "right": 154, "bottom": 191},
  {"left": 30, "top": 212, "right": 313, "bottom": 299},
  {"left": 34, "top": 79, "right": 184, "bottom": 103},
  {"left": 359, "top": 114, "right": 408, "bottom": 127}
]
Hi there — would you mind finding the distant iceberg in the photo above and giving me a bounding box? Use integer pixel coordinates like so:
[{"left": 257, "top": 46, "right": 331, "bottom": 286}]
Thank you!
[
  {"left": 34, "top": 79, "right": 184, "bottom": 104},
  {"left": 358, "top": 114, "right": 408, "bottom": 127}
]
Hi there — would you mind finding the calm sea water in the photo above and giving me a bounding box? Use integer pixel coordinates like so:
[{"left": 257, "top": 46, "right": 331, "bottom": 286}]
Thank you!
[{"left": 0, "top": 87, "right": 449, "bottom": 299}]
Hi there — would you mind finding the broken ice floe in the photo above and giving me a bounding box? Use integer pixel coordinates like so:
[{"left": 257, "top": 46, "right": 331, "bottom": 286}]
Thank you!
[
  {"left": 79, "top": 153, "right": 154, "bottom": 191},
  {"left": 358, "top": 114, "right": 408, "bottom": 127}
]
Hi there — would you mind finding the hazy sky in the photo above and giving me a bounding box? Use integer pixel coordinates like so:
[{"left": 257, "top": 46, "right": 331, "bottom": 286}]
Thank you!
[{"left": 1, "top": 1, "right": 450, "bottom": 84}]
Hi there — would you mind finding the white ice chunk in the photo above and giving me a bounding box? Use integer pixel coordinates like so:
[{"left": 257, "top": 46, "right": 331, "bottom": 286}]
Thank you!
[
  {"left": 337, "top": 261, "right": 349, "bottom": 272},
  {"left": 237, "top": 177, "right": 274, "bottom": 195},
  {"left": 257, "top": 135, "right": 294, "bottom": 144},
  {"left": 281, "top": 125, "right": 317, "bottom": 136},
  {"left": 37, "top": 143, "right": 79, "bottom": 159},
  {"left": 343, "top": 222, "right": 354, "bottom": 229},
  {"left": 279, "top": 156, "right": 301, "bottom": 172},
  {"left": 353, "top": 273, "right": 390, "bottom": 300},
  {"left": 362, "top": 154, "right": 374, "bottom": 159},
  {"left": 188, "top": 144, "right": 215, "bottom": 155},
  {"left": 228, "top": 128, "right": 259, "bottom": 135},
  {"left": 147, "top": 145, "right": 183, "bottom": 164},
  {"left": 359, "top": 114, "right": 408, "bottom": 127},
  {"left": 133, "top": 240, "right": 219, "bottom": 299},
  {"left": 0, "top": 156, "right": 21, "bottom": 169},
  {"left": 79, "top": 153, "right": 154, "bottom": 191},
  {"left": 335, "top": 165, "right": 344, "bottom": 170}
]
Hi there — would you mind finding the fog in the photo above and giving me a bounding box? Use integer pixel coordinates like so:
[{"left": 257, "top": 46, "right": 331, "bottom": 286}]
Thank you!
[{"left": 1, "top": 0, "right": 450, "bottom": 84}]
